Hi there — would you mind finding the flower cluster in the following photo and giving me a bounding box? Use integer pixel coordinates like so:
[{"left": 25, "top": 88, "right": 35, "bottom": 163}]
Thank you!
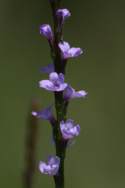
[{"left": 33, "top": 3, "right": 87, "bottom": 178}]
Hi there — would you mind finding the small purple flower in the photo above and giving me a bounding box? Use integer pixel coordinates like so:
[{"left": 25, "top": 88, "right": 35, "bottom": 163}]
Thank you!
[
  {"left": 39, "top": 72, "right": 68, "bottom": 92},
  {"left": 32, "top": 105, "right": 54, "bottom": 122},
  {"left": 56, "top": 9, "right": 71, "bottom": 24},
  {"left": 63, "top": 85, "right": 87, "bottom": 100},
  {"left": 60, "top": 119, "right": 80, "bottom": 140},
  {"left": 39, "top": 155, "right": 60, "bottom": 176},
  {"left": 40, "top": 63, "right": 55, "bottom": 74},
  {"left": 58, "top": 41, "right": 83, "bottom": 59},
  {"left": 40, "top": 24, "right": 53, "bottom": 41}
]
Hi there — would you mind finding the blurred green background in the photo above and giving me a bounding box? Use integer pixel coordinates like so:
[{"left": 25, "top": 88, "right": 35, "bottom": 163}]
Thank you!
[{"left": 0, "top": 0, "right": 125, "bottom": 187}]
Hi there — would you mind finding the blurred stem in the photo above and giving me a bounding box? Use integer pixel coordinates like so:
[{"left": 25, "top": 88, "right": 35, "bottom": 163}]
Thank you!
[
  {"left": 23, "top": 101, "right": 39, "bottom": 188},
  {"left": 49, "top": 1, "right": 68, "bottom": 188}
]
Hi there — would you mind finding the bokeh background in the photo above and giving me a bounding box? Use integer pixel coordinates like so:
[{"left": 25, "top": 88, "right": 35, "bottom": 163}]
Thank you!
[{"left": 0, "top": 0, "right": 125, "bottom": 187}]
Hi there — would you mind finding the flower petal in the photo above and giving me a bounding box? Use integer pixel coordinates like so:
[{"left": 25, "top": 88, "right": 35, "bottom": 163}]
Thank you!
[
  {"left": 39, "top": 162, "right": 48, "bottom": 174},
  {"left": 70, "top": 125, "right": 80, "bottom": 136},
  {"left": 39, "top": 80, "right": 55, "bottom": 91},
  {"left": 58, "top": 73, "right": 64, "bottom": 83},
  {"left": 68, "top": 47, "right": 83, "bottom": 58},
  {"left": 72, "top": 90, "right": 87, "bottom": 98},
  {"left": 58, "top": 41, "right": 70, "bottom": 53},
  {"left": 49, "top": 72, "right": 59, "bottom": 82},
  {"left": 56, "top": 83, "right": 68, "bottom": 91},
  {"left": 63, "top": 86, "right": 73, "bottom": 100},
  {"left": 48, "top": 155, "right": 60, "bottom": 166}
]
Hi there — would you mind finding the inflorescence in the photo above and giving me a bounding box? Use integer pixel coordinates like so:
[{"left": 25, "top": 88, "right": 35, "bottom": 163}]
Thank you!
[{"left": 32, "top": 0, "right": 87, "bottom": 186}]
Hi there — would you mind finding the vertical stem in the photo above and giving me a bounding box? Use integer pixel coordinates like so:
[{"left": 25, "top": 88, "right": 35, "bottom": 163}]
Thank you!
[
  {"left": 23, "top": 101, "right": 39, "bottom": 188},
  {"left": 49, "top": 1, "right": 68, "bottom": 188},
  {"left": 54, "top": 92, "right": 67, "bottom": 188},
  {"left": 54, "top": 156, "right": 65, "bottom": 188}
]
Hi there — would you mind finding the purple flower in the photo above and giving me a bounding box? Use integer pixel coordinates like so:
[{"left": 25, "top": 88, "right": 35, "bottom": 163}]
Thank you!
[
  {"left": 56, "top": 9, "right": 71, "bottom": 24},
  {"left": 63, "top": 85, "right": 87, "bottom": 100},
  {"left": 40, "top": 24, "right": 53, "bottom": 41},
  {"left": 60, "top": 119, "right": 80, "bottom": 140},
  {"left": 39, "top": 72, "right": 68, "bottom": 92},
  {"left": 39, "top": 155, "right": 60, "bottom": 176},
  {"left": 58, "top": 41, "right": 83, "bottom": 59},
  {"left": 40, "top": 63, "right": 55, "bottom": 74},
  {"left": 32, "top": 105, "right": 54, "bottom": 122}
]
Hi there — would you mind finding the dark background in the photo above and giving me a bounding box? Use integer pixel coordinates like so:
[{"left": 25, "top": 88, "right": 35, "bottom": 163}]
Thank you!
[{"left": 0, "top": 0, "right": 125, "bottom": 187}]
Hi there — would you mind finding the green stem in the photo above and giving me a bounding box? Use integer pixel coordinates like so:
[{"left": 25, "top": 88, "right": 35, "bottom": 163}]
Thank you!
[
  {"left": 54, "top": 156, "right": 65, "bottom": 188},
  {"left": 53, "top": 92, "right": 67, "bottom": 188}
]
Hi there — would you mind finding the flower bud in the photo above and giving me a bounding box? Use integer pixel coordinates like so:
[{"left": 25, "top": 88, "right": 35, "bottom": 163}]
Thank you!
[{"left": 40, "top": 24, "right": 53, "bottom": 41}]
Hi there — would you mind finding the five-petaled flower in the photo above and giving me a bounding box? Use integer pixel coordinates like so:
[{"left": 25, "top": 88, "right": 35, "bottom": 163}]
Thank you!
[
  {"left": 63, "top": 85, "right": 87, "bottom": 100},
  {"left": 60, "top": 119, "right": 80, "bottom": 140},
  {"left": 39, "top": 72, "right": 68, "bottom": 92},
  {"left": 59, "top": 41, "right": 83, "bottom": 59},
  {"left": 39, "top": 155, "right": 60, "bottom": 176}
]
